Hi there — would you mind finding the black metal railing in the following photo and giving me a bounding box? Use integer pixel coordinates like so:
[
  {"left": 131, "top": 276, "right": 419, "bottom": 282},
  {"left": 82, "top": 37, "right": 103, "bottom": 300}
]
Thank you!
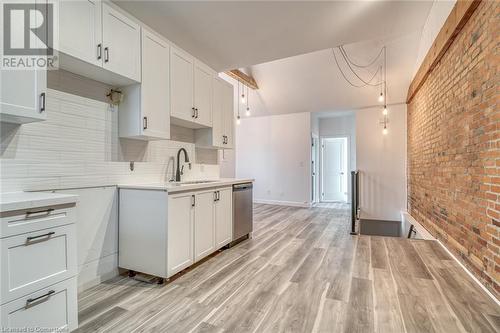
[{"left": 350, "top": 170, "right": 360, "bottom": 235}]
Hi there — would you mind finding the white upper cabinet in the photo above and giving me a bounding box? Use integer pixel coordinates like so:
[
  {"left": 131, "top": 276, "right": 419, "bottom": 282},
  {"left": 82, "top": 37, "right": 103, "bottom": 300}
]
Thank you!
[
  {"left": 170, "top": 47, "right": 194, "bottom": 122},
  {"left": 56, "top": 1, "right": 141, "bottom": 85},
  {"left": 141, "top": 29, "right": 170, "bottom": 139},
  {"left": 210, "top": 78, "right": 225, "bottom": 147},
  {"left": 58, "top": 0, "right": 102, "bottom": 67},
  {"left": 194, "top": 77, "right": 234, "bottom": 149},
  {"left": 0, "top": 69, "right": 47, "bottom": 124},
  {"left": 193, "top": 61, "right": 213, "bottom": 127},
  {"left": 102, "top": 3, "right": 141, "bottom": 82},
  {"left": 119, "top": 28, "right": 170, "bottom": 140},
  {"left": 222, "top": 81, "right": 234, "bottom": 148},
  {"left": 170, "top": 46, "right": 214, "bottom": 128},
  {"left": 0, "top": 0, "right": 47, "bottom": 124}
]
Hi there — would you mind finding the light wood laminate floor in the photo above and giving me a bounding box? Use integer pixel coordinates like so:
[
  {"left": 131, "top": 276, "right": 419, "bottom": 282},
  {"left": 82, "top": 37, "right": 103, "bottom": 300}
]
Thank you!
[{"left": 77, "top": 204, "right": 500, "bottom": 333}]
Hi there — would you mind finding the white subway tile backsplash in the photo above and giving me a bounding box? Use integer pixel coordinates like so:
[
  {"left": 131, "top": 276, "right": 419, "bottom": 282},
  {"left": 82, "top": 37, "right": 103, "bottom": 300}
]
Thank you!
[{"left": 0, "top": 89, "right": 220, "bottom": 192}]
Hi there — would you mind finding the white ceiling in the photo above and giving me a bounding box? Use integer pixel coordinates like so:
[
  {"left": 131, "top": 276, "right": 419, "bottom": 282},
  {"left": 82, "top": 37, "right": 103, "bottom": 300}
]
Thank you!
[
  {"left": 243, "top": 30, "right": 422, "bottom": 116},
  {"left": 114, "top": 0, "right": 433, "bottom": 71},
  {"left": 114, "top": 0, "right": 437, "bottom": 116}
]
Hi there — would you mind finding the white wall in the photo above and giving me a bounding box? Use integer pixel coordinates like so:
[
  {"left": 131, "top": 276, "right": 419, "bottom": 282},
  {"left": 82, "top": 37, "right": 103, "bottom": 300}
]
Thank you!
[
  {"left": 236, "top": 112, "right": 311, "bottom": 207},
  {"left": 413, "top": 0, "right": 456, "bottom": 78},
  {"left": 356, "top": 104, "right": 407, "bottom": 221},
  {"left": 318, "top": 114, "right": 356, "bottom": 202}
]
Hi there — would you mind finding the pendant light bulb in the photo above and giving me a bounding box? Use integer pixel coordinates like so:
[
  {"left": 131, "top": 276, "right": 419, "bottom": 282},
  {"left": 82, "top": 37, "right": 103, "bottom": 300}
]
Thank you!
[
  {"left": 241, "top": 93, "right": 245, "bottom": 104},
  {"left": 378, "top": 92, "right": 384, "bottom": 103},
  {"left": 383, "top": 106, "right": 388, "bottom": 116},
  {"left": 245, "top": 107, "right": 251, "bottom": 117},
  {"left": 382, "top": 126, "right": 388, "bottom": 135},
  {"left": 236, "top": 116, "right": 241, "bottom": 125}
]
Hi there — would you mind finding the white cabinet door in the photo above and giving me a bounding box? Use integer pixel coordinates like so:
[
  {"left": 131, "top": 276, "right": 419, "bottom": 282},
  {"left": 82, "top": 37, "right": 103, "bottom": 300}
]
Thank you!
[
  {"left": 0, "top": 70, "right": 46, "bottom": 124},
  {"left": 215, "top": 188, "right": 233, "bottom": 248},
  {"left": 222, "top": 82, "right": 234, "bottom": 148},
  {"left": 194, "top": 191, "right": 215, "bottom": 262},
  {"left": 167, "top": 193, "right": 194, "bottom": 276},
  {"left": 211, "top": 77, "right": 224, "bottom": 147},
  {"left": 193, "top": 61, "right": 212, "bottom": 127},
  {"left": 102, "top": 3, "right": 141, "bottom": 82},
  {"left": 0, "top": 0, "right": 47, "bottom": 124},
  {"left": 141, "top": 28, "right": 170, "bottom": 139},
  {"left": 58, "top": 0, "right": 102, "bottom": 67},
  {"left": 170, "top": 47, "right": 194, "bottom": 122},
  {"left": 0, "top": 277, "right": 78, "bottom": 332}
]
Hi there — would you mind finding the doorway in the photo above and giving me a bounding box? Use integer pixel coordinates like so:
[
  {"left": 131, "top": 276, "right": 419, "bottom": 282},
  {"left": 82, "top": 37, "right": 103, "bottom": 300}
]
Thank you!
[{"left": 320, "top": 136, "right": 348, "bottom": 202}]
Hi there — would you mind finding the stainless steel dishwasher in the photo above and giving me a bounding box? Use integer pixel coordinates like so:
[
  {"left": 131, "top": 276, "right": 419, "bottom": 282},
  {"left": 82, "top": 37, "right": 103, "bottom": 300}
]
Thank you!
[{"left": 232, "top": 182, "right": 253, "bottom": 243}]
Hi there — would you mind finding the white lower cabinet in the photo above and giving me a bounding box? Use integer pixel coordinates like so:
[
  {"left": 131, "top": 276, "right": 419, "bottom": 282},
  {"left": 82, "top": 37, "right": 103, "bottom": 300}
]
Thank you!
[
  {"left": 119, "top": 186, "right": 233, "bottom": 279},
  {"left": 0, "top": 277, "right": 78, "bottom": 332},
  {"left": 0, "top": 224, "right": 77, "bottom": 304},
  {"left": 215, "top": 188, "right": 233, "bottom": 248},
  {"left": 194, "top": 190, "right": 216, "bottom": 262},
  {"left": 0, "top": 199, "right": 78, "bottom": 332},
  {"left": 167, "top": 193, "right": 194, "bottom": 276}
]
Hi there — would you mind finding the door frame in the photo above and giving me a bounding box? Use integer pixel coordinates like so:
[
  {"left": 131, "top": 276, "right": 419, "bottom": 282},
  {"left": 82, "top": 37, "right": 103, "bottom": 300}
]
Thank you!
[
  {"left": 311, "top": 133, "right": 320, "bottom": 204},
  {"left": 320, "top": 135, "right": 350, "bottom": 203}
]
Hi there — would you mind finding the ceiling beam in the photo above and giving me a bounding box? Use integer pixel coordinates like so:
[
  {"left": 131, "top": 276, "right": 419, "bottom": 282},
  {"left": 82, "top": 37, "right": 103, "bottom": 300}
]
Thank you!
[
  {"left": 406, "top": 0, "right": 481, "bottom": 103},
  {"left": 225, "top": 70, "right": 259, "bottom": 89}
]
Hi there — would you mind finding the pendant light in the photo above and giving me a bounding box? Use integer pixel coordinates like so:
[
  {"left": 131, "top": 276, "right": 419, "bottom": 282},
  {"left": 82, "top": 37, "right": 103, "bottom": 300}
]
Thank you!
[
  {"left": 241, "top": 82, "right": 246, "bottom": 103},
  {"left": 378, "top": 65, "right": 384, "bottom": 102},
  {"left": 245, "top": 85, "right": 251, "bottom": 116},
  {"left": 237, "top": 80, "right": 241, "bottom": 125}
]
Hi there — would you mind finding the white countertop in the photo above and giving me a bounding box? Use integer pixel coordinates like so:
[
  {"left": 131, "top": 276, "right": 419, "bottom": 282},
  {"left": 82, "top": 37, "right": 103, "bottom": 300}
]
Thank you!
[
  {"left": 0, "top": 191, "right": 79, "bottom": 213},
  {"left": 118, "top": 178, "right": 254, "bottom": 193}
]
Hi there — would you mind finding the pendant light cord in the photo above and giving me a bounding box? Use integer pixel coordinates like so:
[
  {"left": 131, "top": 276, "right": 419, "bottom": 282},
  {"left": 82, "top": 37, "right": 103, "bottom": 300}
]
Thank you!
[
  {"left": 340, "top": 45, "right": 384, "bottom": 69},
  {"left": 332, "top": 48, "right": 382, "bottom": 88}
]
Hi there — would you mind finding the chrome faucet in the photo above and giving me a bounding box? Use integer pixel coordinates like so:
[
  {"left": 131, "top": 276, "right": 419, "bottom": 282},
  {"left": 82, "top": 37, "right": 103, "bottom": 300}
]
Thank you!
[{"left": 175, "top": 148, "right": 190, "bottom": 182}]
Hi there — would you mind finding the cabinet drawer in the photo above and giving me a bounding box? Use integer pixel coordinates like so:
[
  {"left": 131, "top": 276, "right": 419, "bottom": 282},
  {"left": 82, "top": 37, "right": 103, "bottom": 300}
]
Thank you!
[
  {"left": 0, "top": 277, "right": 77, "bottom": 332},
  {"left": 0, "top": 203, "right": 76, "bottom": 238},
  {"left": 0, "top": 224, "right": 77, "bottom": 304}
]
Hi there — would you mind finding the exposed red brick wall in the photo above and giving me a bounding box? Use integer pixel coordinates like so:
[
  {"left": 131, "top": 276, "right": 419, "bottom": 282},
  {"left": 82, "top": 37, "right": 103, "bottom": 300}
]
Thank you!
[{"left": 408, "top": 0, "right": 500, "bottom": 298}]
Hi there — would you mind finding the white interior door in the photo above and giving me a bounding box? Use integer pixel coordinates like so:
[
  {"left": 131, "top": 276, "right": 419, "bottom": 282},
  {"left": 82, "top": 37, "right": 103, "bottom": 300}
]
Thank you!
[{"left": 321, "top": 137, "right": 348, "bottom": 202}]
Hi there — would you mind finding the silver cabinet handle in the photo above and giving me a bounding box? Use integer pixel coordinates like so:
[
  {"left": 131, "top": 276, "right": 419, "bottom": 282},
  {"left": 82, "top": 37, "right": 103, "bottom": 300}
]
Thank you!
[
  {"left": 97, "top": 44, "right": 102, "bottom": 60},
  {"left": 39, "top": 92, "right": 46, "bottom": 112},
  {"left": 143, "top": 116, "right": 148, "bottom": 130},
  {"left": 192, "top": 107, "right": 196, "bottom": 118},
  {"left": 27, "top": 231, "right": 55, "bottom": 242},
  {"left": 191, "top": 195, "right": 195, "bottom": 207},
  {"left": 26, "top": 208, "right": 53, "bottom": 217},
  {"left": 195, "top": 108, "right": 199, "bottom": 119},
  {"left": 104, "top": 47, "right": 109, "bottom": 63},
  {"left": 26, "top": 290, "right": 55, "bottom": 305}
]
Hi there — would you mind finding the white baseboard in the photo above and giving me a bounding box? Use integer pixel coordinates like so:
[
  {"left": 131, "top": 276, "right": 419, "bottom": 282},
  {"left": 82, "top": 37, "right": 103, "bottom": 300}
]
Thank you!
[
  {"left": 402, "top": 211, "right": 499, "bottom": 305},
  {"left": 436, "top": 239, "right": 500, "bottom": 306},
  {"left": 253, "top": 199, "right": 311, "bottom": 208}
]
